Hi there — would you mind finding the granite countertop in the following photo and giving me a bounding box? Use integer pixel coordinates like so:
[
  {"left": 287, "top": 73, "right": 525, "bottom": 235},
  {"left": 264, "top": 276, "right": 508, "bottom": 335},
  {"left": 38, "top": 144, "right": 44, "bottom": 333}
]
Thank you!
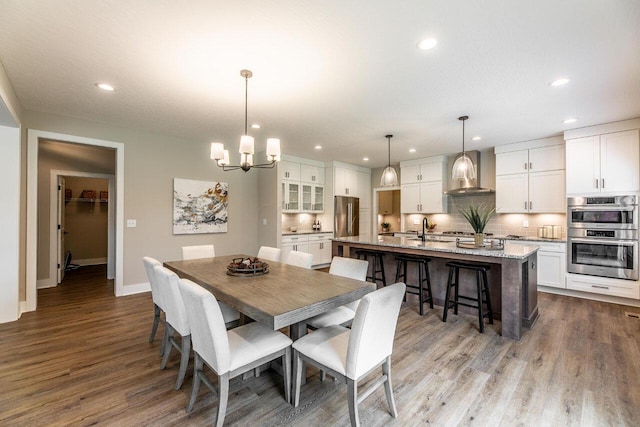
[
  {"left": 395, "top": 231, "right": 566, "bottom": 244},
  {"left": 333, "top": 235, "right": 539, "bottom": 260},
  {"left": 282, "top": 231, "right": 333, "bottom": 236}
]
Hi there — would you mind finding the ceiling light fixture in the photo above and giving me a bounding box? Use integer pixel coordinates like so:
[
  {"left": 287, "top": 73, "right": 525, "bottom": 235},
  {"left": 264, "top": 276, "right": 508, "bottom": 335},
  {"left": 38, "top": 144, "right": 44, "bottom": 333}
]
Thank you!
[
  {"left": 563, "top": 118, "right": 578, "bottom": 124},
  {"left": 251, "top": 123, "right": 261, "bottom": 129},
  {"left": 451, "top": 115, "right": 476, "bottom": 180},
  {"left": 380, "top": 134, "right": 398, "bottom": 187},
  {"left": 472, "top": 136, "right": 482, "bottom": 141},
  {"left": 363, "top": 157, "right": 369, "bottom": 161},
  {"left": 210, "top": 70, "right": 281, "bottom": 172},
  {"left": 417, "top": 38, "right": 438, "bottom": 50},
  {"left": 409, "top": 148, "right": 417, "bottom": 153},
  {"left": 550, "top": 78, "right": 570, "bottom": 87},
  {"left": 315, "top": 145, "right": 322, "bottom": 150},
  {"left": 95, "top": 83, "right": 115, "bottom": 91}
]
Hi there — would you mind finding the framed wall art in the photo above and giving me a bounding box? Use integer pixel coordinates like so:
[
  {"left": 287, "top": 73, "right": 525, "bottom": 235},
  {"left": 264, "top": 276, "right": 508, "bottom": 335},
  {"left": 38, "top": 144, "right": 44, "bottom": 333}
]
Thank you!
[{"left": 173, "top": 178, "right": 228, "bottom": 234}]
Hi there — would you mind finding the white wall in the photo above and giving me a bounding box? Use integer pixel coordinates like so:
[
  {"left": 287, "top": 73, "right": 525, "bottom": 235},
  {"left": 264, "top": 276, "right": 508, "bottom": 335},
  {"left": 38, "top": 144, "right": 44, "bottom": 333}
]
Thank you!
[{"left": 0, "top": 125, "right": 20, "bottom": 322}]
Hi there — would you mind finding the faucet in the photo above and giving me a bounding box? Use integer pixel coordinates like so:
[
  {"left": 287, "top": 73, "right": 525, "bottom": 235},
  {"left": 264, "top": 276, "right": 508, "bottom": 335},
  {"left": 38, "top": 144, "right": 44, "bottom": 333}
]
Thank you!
[{"left": 421, "top": 217, "right": 429, "bottom": 242}]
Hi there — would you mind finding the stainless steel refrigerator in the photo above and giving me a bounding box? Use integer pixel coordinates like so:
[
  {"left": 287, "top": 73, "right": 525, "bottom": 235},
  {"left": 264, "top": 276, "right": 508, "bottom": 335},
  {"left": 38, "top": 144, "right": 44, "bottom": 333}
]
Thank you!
[{"left": 334, "top": 196, "right": 359, "bottom": 237}]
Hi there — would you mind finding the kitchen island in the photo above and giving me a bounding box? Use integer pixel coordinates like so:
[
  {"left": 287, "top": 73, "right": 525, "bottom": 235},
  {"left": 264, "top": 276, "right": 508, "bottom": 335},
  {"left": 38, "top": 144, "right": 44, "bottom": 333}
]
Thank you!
[{"left": 332, "top": 235, "right": 539, "bottom": 341}]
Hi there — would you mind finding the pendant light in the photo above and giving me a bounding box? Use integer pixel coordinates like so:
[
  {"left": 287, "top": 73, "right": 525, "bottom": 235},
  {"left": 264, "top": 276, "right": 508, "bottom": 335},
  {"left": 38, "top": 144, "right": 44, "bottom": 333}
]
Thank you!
[
  {"left": 451, "top": 115, "right": 476, "bottom": 180},
  {"left": 380, "top": 134, "right": 398, "bottom": 187}
]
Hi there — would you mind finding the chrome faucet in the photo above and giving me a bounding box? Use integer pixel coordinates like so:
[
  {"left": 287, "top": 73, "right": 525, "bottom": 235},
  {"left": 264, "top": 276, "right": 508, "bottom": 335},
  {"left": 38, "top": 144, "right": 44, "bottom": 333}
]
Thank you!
[{"left": 421, "top": 217, "right": 429, "bottom": 242}]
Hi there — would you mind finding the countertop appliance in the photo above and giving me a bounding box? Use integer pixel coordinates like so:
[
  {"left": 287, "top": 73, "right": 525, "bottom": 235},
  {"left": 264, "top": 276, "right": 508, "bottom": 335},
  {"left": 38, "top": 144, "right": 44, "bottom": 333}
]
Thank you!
[
  {"left": 567, "top": 196, "right": 639, "bottom": 280},
  {"left": 334, "top": 196, "right": 359, "bottom": 238}
]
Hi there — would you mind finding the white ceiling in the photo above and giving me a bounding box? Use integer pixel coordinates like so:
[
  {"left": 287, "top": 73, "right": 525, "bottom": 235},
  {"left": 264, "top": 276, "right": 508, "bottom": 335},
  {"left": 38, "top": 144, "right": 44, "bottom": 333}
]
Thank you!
[{"left": 1, "top": 1, "right": 639, "bottom": 168}]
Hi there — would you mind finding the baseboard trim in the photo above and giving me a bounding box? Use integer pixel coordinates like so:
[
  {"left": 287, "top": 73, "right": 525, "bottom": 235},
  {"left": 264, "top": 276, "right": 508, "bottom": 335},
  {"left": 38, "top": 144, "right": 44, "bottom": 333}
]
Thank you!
[
  {"left": 37, "top": 278, "right": 56, "bottom": 289},
  {"left": 118, "top": 281, "right": 150, "bottom": 297},
  {"left": 539, "top": 285, "right": 640, "bottom": 308},
  {"left": 74, "top": 257, "right": 108, "bottom": 266}
]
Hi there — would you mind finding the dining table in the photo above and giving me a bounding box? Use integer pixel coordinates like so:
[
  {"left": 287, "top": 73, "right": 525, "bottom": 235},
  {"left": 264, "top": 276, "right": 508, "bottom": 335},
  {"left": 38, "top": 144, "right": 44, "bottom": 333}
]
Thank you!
[{"left": 163, "top": 254, "right": 375, "bottom": 340}]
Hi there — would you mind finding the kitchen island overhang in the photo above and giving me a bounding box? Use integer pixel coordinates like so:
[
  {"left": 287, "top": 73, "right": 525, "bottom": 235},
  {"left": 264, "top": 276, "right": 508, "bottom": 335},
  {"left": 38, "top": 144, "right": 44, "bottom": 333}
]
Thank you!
[{"left": 332, "top": 235, "right": 540, "bottom": 341}]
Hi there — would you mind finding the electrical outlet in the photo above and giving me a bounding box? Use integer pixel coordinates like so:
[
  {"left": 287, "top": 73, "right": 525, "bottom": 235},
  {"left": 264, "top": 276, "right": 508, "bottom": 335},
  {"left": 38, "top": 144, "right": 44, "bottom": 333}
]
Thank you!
[
  {"left": 523, "top": 220, "right": 529, "bottom": 228},
  {"left": 413, "top": 218, "right": 420, "bottom": 225},
  {"left": 262, "top": 218, "right": 267, "bottom": 225},
  {"left": 127, "top": 219, "right": 137, "bottom": 228}
]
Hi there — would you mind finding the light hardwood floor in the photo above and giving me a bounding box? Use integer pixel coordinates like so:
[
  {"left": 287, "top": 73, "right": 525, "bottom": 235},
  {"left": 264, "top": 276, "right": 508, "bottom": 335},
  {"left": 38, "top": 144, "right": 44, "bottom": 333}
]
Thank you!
[{"left": 1, "top": 265, "right": 640, "bottom": 426}]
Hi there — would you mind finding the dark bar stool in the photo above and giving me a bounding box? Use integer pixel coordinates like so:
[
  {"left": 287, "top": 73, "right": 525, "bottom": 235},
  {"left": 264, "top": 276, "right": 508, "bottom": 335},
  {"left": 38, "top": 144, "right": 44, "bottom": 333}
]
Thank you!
[
  {"left": 355, "top": 249, "right": 387, "bottom": 288},
  {"left": 442, "top": 261, "right": 494, "bottom": 333},
  {"left": 394, "top": 254, "right": 433, "bottom": 315}
]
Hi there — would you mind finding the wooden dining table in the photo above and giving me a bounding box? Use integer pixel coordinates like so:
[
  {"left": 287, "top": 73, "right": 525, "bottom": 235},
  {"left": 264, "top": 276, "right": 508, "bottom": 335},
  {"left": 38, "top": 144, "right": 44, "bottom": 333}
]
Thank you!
[{"left": 163, "top": 254, "right": 375, "bottom": 340}]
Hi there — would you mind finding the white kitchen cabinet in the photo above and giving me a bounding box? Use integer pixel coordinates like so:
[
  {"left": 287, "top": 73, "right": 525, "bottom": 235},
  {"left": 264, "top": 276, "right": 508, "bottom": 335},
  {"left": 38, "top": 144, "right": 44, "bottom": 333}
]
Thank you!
[
  {"left": 307, "top": 234, "right": 332, "bottom": 266},
  {"left": 495, "top": 142, "right": 565, "bottom": 213},
  {"left": 509, "top": 240, "right": 566, "bottom": 289},
  {"left": 496, "top": 170, "right": 565, "bottom": 213},
  {"left": 565, "top": 129, "right": 639, "bottom": 194},
  {"left": 281, "top": 161, "right": 301, "bottom": 181},
  {"left": 300, "top": 164, "right": 324, "bottom": 184},
  {"left": 281, "top": 235, "right": 310, "bottom": 262},
  {"left": 400, "top": 156, "right": 447, "bottom": 214},
  {"left": 359, "top": 207, "right": 371, "bottom": 240},
  {"left": 282, "top": 181, "right": 301, "bottom": 212},
  {"left": 301, "top": 183, "right": 324, "bottom": 212},
  {"left": 566, "top": 273, "right": 639, "bottom": 299},
  {"left": 334, "top": 167, "right": 359, "bottom": 197}
]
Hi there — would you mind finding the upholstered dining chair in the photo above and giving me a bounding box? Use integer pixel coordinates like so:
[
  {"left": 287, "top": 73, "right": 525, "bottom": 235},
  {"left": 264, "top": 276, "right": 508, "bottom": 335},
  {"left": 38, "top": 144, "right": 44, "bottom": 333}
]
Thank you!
[
  {"left": 257, "top": 245, "right": 282, "bottom": 263},
  {"left": 305, "top": 257, "right": 370, "bottom": 329},
  {"left": 181, "top": 244, "right": 215, "bottom": 260},
  {"left": 180, "top": 244, "right": 240, "bottom": 328},
  {"left": 143, "top": 256, "right": 166, "bottom": 355},
  {"left": 292, "top": 282, "right": 406, "bottom": 427},
  {"left": 285, "top": 251, "right": 314, "bottom": 269},
  {"left": 154, "top": 265, "right": 192, "bottom": 390},
  {"left": 178, "top": 278, "right": 293, "bottom": 427}
]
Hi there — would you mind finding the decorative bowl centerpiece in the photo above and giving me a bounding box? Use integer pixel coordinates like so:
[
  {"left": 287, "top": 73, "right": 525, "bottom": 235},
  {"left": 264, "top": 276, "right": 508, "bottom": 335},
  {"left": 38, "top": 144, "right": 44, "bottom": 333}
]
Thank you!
[{"left": 227, "top": 257, "right": 269, "bottom": 276}]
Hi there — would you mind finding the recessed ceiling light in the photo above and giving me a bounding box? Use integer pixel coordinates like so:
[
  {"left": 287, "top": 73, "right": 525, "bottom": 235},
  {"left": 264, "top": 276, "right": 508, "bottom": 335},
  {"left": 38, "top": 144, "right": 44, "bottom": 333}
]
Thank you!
[
  {"left": 417, "top": 38, "right": 438, "bottom": 50},
  {"left": 314, "top": 145, "right": 322, "bottom": 150},
  {"left": 363, "top": 157, "right": 369, "bottom": 161},
  {"left": 550, "top": 78, "right": 570, "bottom": 87},
  {"left": 472, "top": 136, "right": 482, "bottom": 141},
  {"left": 251, "top": 123, "right": 261, "bottom": 129},
  {"left": 409, "top": 148, "right": 417, "bottom": 153},
  {"left": 95, "top": 83, "right": 115, "bottom": 92},
  {"left": 563, "top": 118, "right": 578, "bottom": 124}
]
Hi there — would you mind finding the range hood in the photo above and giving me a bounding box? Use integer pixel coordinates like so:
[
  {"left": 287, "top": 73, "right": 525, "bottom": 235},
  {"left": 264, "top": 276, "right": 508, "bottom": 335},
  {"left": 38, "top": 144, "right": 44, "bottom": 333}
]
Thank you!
[{"left": 445, "top": 150, "right": 495, "bottom": 196}]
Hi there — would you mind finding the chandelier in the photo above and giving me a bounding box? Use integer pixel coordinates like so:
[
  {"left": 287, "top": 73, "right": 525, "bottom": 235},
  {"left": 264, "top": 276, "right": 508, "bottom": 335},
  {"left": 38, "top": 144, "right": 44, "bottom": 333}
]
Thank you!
[{"left": 210, "top": 69, "right": 281, "bottom": 172}]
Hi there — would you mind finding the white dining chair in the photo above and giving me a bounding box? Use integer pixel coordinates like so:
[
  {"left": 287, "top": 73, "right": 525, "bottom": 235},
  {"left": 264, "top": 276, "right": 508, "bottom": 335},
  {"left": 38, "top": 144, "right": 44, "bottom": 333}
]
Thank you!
[
  {"left": 305, "top": 257, "right": 369, "bottom": 329},
  {"left": 154, "top": 265, "right": 192, "bottom": 390},
  {"left": 181, "top": 244, "right": 215, "bottom": 260},
  {"left": 181, "top": 244, "right": 240, "bottom": 328},
  {"left": 292, "top": 282, "right": 406, "bottom": 427},
  {"left": 143, "top": 256, "right": 166, "bottom": 355},
  {"left": 285, "top": 251, "right": 313, "bottom": 269},
  {"left": 178, "top": 278, "right": 293, "bottom": 426},
  {"left": 257, "top": 245, "right": 282, "bottom": 263}
]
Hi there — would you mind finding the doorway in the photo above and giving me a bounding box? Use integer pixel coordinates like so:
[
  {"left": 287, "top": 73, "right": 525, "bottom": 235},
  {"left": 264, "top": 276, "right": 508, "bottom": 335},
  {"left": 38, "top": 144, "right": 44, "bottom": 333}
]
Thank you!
[
  {"left": 373, "top": 187, "right": 401, "bottom": 235},
  {"left": 26, "top": 130, "right": 125, "bottom": 312}
]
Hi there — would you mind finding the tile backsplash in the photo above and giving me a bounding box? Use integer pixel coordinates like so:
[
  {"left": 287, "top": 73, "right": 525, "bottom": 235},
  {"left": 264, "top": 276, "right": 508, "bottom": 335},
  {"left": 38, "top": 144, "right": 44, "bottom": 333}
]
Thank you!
[
  {"left": 402, "top": 194, "right": 567, "bottom": 238},
  {"left": 282, "top": 213, "right": 322, "bottom": 232}
]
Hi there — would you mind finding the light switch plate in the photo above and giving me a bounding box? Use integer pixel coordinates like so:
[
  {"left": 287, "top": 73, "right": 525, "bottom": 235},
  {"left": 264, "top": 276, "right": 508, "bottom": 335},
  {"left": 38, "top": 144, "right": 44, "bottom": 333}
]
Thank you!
[
  {"left": 523, "top": 220, "right": 529, "bottom": 228},
  {"left": 127, "top": 219, "right": 137, "bottom": 228},
  {"left": 413, "top": 218, "right": 420, "bottom": 225}
]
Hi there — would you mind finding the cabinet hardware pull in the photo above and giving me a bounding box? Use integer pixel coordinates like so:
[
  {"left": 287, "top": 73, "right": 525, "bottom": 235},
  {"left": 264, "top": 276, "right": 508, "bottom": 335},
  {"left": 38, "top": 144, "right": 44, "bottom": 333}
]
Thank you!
[
  {"left": 524, "top": 162, "right": 528, "bottom": 170},
  {"left": 529, "top": 162, "right": 532, "bottom": 170},
  {"left": 595, "top": 179, "right": 599, "bottom": 189},
  {"left": 602, "top": 178, "right": 605, "bottom": 189},
  {"left": 529, "top": 201, "right": 532, "bottom": 210},
  {"left": 592, "top": 285, "right": 609, "bottom": 289},
  {"left": 524, "top": 201, "right": 527, "bottom": 210}
]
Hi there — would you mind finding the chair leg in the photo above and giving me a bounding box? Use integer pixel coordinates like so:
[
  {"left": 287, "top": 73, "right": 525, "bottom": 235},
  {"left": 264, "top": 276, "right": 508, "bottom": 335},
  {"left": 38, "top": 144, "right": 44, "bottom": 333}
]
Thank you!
[
  {"left": 187, "top": 353, "right": 203, "bottom": 412},
  {"left": 215, "top": 373, "right": 229, "bottom": 427},
  {"left": 476, "top": 271, "right": 485, "bottom": 333},
  {"left": 443, "top": 267, "right": 454, "bottom": 322},
  {"left": 483, "top": 270, "right": 494, "bottom": 324},
  {"left": 175, "top": 334, "right": 191, "bottom": 390},
  {"left": 292, "top": 350, "right": 303, "bottom": 407},
  {"left": 149, "top": 304, "right": 160, "bottom": 343},
  {"left": 453, "top": 267, "right": 460, "bottom": 315},
  {"left": 424, "top": 262, "right": 434, "bottom": 309},
  {"left": 160, "top": 324, "right": 173, "bottom": 369},
  {"left": 382, "top": 356, "right": 398, "bottom": 418},
  {"left": 347, "top": 378, "right": 360, "bottom": 427},
  {"left": 282, "top": 347, "right": 292, "bottom": 404},
  {"left": 378, "top": 254, "right": 387, "bottom": 287},
  {"left": 418, "top": 264, "right": 424, "bottom": 316}
]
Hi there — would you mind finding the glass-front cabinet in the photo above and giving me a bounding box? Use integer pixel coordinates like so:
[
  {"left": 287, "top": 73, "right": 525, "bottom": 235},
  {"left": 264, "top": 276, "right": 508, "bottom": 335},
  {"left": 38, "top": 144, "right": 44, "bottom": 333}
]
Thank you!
[
  {"left": 302, "top": 184, "right": 324, "bottom": 212},
  {"left": 282, "top": 181, "right": 300, "bottom": 212}
]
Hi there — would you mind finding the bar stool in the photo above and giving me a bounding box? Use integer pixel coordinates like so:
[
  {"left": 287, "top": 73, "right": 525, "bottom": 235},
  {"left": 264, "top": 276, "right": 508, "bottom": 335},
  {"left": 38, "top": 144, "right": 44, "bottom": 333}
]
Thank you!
[
  {"left": 355, "top": 250, "right": 387, "bottom": 288},
  {"left": 394, "top": 254, "right": 433, "bottom": 315},
  {"left": 442, "top": 261, "right": 494, "bottom": 333}
]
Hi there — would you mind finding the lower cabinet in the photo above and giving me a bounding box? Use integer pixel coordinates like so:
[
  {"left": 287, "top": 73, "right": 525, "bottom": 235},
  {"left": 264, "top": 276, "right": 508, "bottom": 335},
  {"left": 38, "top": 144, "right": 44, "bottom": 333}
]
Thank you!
[
  {"left": 509, "top": 240, "right": 566, "bottom": 288},
  {"left": 566, "top": 274, "right": 640, "bottom": 299},
  {"left": 281, "top": 233, "right": 332, "bottom": 267}
]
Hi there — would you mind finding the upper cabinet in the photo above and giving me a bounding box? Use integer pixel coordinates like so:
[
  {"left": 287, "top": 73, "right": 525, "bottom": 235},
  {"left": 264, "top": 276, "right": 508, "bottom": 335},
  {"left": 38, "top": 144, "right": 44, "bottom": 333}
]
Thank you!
[
  {"left": 400, "top": 156, "right": 447, "bottom": 214},
  {"left": 279, "top": 157, "right": 325, "bottom": 213},
  {"left": 334, "top": 166, "right": 360, "bottom": 197},
  {"left": 565, "top": 129, "right": 640, "bottom": 195},
  {"left": 495, "top": 138, "right": 565, "bottom": 213}
]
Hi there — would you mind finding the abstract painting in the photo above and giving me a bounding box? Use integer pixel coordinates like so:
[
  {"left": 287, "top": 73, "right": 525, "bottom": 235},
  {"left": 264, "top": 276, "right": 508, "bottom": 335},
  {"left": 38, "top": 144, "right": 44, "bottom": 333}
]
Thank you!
[{"left": 173, "top": 178, "right": 228, "bottom": 234}]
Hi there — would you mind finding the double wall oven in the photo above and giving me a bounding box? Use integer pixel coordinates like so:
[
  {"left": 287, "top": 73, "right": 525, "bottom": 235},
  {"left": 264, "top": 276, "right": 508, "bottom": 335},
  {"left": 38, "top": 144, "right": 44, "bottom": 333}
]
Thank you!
[{"left": 567, "top": 196, "right": 639, "bottom": 280}]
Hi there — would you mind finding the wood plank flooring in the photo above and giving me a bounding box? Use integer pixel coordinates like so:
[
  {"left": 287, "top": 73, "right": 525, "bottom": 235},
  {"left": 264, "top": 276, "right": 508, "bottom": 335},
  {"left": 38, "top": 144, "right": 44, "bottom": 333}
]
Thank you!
[{"left": 1, "top": 265, "right": 640, "bottom": 426}]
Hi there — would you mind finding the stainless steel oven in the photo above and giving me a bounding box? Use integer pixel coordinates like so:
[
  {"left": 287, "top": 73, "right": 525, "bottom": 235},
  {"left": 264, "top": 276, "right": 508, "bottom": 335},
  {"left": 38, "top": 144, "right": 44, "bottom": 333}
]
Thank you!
[
  {"left": 567, "top": 195, "right": 639, "bottom": 280},
  {"left": 568, "top": 195, "right": 638, "bottom": 229},
  {"left": 567, "top": 228, "right": 638, "bottom": 280}
]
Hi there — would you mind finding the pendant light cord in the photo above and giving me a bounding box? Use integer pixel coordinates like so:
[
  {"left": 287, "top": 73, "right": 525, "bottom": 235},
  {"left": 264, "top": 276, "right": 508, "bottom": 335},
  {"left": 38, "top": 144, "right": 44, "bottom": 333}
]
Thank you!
[{"left": 244, "top": 74, "right": 248, "bottom": 135}]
